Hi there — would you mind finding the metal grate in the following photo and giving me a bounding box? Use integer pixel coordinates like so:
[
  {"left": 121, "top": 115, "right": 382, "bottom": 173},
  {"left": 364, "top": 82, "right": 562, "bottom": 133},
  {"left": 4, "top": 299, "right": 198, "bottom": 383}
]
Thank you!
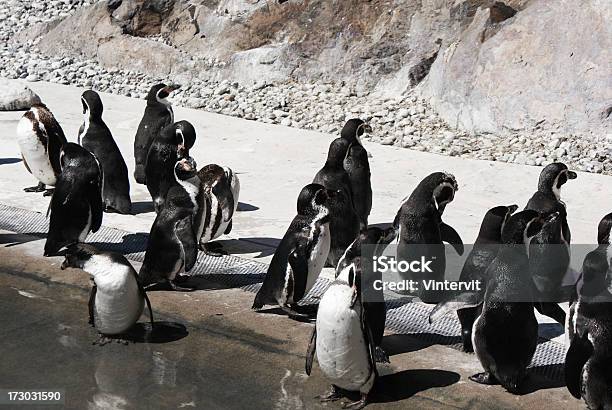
[{"left": 0, "top": 203, "right": 566, "bottom": 382}]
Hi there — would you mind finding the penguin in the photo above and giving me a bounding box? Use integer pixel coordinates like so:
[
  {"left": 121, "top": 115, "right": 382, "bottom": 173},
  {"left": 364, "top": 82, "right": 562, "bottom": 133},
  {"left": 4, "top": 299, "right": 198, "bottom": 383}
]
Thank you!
[
  {"left": 340, "top": 118, "right": 372, "bottom": 227},
  {"left": 44, "top": 143, "right": 103, "bottom": 257},
  {"left": 525, "top": 162, "right": 577, "bottom": 325},
  {"left": 305, "top": 260, "right": 377, "bottom": 410},
  {"left": 252, "top": 184, "right": 333, "bottom": 319},
  {"left": 565, "top": 217, "right": 612, "bottom": 409},
  {"left": 393, "top": 172, "right": 464, "bottom": 303},
  {"left": 193, "top": 164, "right": 240, "bottom": 256},
  {"left": 470, "top": 210, "right": 544, "bottom": 394},
  {"left": 313, "top": 138, "right": 353, "bottom": 203},
  {"left": 429, "top": 204, "right": 518, "bottom": 352},
  {"left": 78, "top": 90, "right": 132, "bottom": 214},
  {"left": 16, "top": 102, "right": 67, "bottom": 196},
  {"left": 60, "top": 244, "right": 154, "bottom": 345},
  {"left": 139, "top": 157, "right": 200, "bottom": 291},
  {"left": 145, "top": 121, "right": 197, "bottom": 213},
  {"left": 326, "top": 186, "right": 361, "bottom": 268},
  {"left": 336, "top": 226, "right": 396, "bottom": 363},
  {"left": 133, "top": 83, "right": 180, "bottom": 184}
]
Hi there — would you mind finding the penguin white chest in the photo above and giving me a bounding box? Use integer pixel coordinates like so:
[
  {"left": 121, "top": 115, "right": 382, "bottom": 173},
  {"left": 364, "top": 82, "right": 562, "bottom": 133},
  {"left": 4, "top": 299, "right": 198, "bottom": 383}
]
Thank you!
[
  {"left": 306, "top": 222, "right": 331, "bottom": 294},
  {"left": 92, "top": 267, "right": 144, "bottom": 335},
  {"left": 16, "top": 116, "right": 56, "bottom": 185},
  {"left": 316, "top": 284, "right": 373, "bottom": 392}
]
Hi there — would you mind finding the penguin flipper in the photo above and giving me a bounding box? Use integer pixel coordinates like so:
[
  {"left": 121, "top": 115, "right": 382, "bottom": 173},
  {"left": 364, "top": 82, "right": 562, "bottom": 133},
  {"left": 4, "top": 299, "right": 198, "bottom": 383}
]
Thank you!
[
  {"left": 288, "top": 247, "right": 309, "bottom": 302},
  {"left": 305, "top": 327, "right": 317, "bottom": 375},
  {"left": 175, "top": 217, "right": 198, "bottom": 272},
  {"left": 440, "top": 222, "right": 464, "bottom": 255},
  {"left": 429, "top": 292, "right": 482, "bottom": 324},
  {"left": 224, "top": 219, "right": 233, "bottom": 235},
  {"left": 48, "top": 123, "right": 66, "bottom": 177},
  {"left": 88, "top": 284, "right": 97, "bottom": 327},
  {"left": 131, "top": 269, "right": 154, "bottom": 327},
  {"left": 361, "top": 300, "right": 379, "bottom": 378},
  {"left": 565, "top": 332, "right": 592, "bottom": 399},
  {"left": 88, "top": 178, "right": 104, "bottom": 233},
  {"left": 213, "top": 179, "right": 235, "bottom": 223}
]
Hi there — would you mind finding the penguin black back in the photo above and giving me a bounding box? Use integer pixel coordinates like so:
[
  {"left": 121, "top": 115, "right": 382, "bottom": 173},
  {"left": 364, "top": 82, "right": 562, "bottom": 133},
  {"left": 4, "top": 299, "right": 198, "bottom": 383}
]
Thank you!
[
  {"left": 313, "top": 138, "right": 353, "bottom": 201},
  {"left": 344, "top": 141, "right": 372, "bottom": 227},
  {"left": 79, "top": 90, "right": 132, "bottom": 214}
]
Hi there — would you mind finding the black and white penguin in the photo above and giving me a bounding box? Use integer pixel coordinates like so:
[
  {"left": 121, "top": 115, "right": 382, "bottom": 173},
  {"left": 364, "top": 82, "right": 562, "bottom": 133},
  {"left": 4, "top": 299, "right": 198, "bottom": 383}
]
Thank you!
[
  {"left": 139, "top": 157, "right": 200, "bottom": 291},
  {"left": 193, "top": 164, "right": 240, "bottom": 256},
  {"left": 145, "top": 120, "right": 197, "bottom": 213},
  {"left": 44, "top": 143, "right": 103, "bottom": 257},
  {"left": 393, "top": 172, "right": 464, "bottom": 303},
  {"left": 470, "top": 210, "right": 544, "bottom": 393},
  {"left": 565, "top": 215, "right": 612, "bottom": 409},
  {"left": 336, "top": 226, "right": 396, "bottom": 363},
  {"left": 313, "top": 138, "right": 353, "bottom": 203},
  {"left": 61, "top": 244, "right": 154, "bottom": 345},
  {"left": 305, "top": 260, "right": 377, "bottom": 410},
  {"left": 429, "top": 204, "right": 518, "bottom": 352},
  {"left": 16, "top": 102, "right": 67, "bottom": 195},
  {"left": 252, "top": 184, "right": 333, "bottom": 319},
  {"left": 525, "top": 162, "right": 577, "bottom": 325},
  {"left": 78, "top": 90, "right": 132, "bottom": 214},
  {"left": 133, "top": 83, "right": 180, "bottom": 184},
  {"left": 341, "top": 118, "right": 372, "bottom": 227}
]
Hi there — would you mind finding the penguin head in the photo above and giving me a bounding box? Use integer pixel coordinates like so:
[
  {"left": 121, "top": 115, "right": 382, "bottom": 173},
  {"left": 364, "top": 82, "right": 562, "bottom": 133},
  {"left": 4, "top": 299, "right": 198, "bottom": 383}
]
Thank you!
[
  {"left": 325, "top": 138, "right": 351, "bottom": 168},
  {"left": 297, "top": 183, "right": 331, "bottom": 216},
  {"left": 59, "top": 142, "right": 100, "bottom": 179},
  {"left": 478, "top": 204, "right": 518, "bottom": 242},
  {"left": 537, "top": 162, "right": 577, "bottom": 200},
  {"left": 501, "top": 210, "right": 544, "bottom": 245},
  {"left": 341, "top": 118, "right": 371, "bottom": 145},
  {"left": 146, "top": 83, "right": 181, "bottom": 105},
  {"left": 81, "top": 90, "right": 103, "bottom": 120},
  {"left": 174, "top": 156, "right": 198, "bottom": 181},
  {"left": 174, "top": 121, "right": 197, "bottom": 157},
  {"left": 409, "top": 172, "right": 458, "bottom": 215},
  {"left": 61, "top": 243, "right": 99, "bottom": 270},
  {"left": 580, "top": 248, "right": 610, "bottom": 298},
  {"left": 597, "top": 212, "right": 612, "bottom": 245}
]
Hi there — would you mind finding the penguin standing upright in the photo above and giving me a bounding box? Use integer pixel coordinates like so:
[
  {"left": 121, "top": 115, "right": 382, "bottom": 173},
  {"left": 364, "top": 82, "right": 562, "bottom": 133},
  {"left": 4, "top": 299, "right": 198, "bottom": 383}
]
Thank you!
[
  {"left": 44, "top": 143, "right": 103, "bottom": 256},
  {"left": 314, "top": 138, "right": 360, "bottom": 267},
  {"left": 525, "top": 162, "right": 577, "bottom": 325},
  {"left": 16, "top": 102, "right": 67, "bottom": 195},
  {"left": 565, "top": 214, "right": 612, "bottom": 409},
  {"left": 336, "top": 226, "right": 396, "bottom": 363},
  {"left": 340, "top": 118, "right": 372, "bottom": 227},
  {"left": 139, "top": 157, "right": 200, "bottom": 291},
  {"left": 194, "top": 164, "right": 240, "bottom": 256},
  {"left": 145, "top": 121, "right": 196, "bottom": 213},
  {"left": 252, "top": 184, "right": 333, "bottom": 319},
  {"left": 306, "top": 259, "right": 377, "bottom": 410},
  {"left": 61, "top": 244, "right": 154, "bottom": 345},
  {"left": 133, "top": 83, "right": 180, "bottom": 184},
  {"left": 79, "top": 90, "right": 132, "bottom": 214},
  {"left": 429, "top": 204, "right": 518, "bottom": 352},
  {"left": 394, "top": 172, "right": 464, "bottom": 303},
  {"left": 470, "top": 210, "right": 544, "bottom": 393}
]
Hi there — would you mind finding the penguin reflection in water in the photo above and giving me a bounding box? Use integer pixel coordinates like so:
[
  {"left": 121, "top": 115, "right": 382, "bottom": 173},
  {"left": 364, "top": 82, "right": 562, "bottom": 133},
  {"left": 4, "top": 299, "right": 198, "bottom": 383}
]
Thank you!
[
  {"left": 306, "top": 259, "right": 378, "bottom": 409},
  {"left": 44, "top": 143, "right": 103, "bottom": 256},
  {"left": 61, "top": 244, "right": 154, "bottom": 345},
  {"left": 565, "top": 213, "right": 612, "bottom": 409},
  {"left": 16, "top": 102, "right": 67, "bottom": 195},
  {"left": 470, "top": 210, "right": 545, "bottom": 393},
  {"left": 252, "top": 184, "right": 334, "bottom": 319},
  {"left": 140, "top": 157, "right": 200, "bottom": 291}
]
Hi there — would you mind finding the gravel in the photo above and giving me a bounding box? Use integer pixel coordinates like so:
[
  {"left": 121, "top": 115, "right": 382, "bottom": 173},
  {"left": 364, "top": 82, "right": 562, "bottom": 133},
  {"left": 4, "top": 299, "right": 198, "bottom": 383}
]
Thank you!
[{"left": 1, "top": 0, "right": 610, "bottom": 175}]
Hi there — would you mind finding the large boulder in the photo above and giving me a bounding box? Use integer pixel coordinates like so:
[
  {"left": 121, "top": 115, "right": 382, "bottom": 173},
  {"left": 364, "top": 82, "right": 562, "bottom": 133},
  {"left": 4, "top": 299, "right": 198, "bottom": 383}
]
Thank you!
[{"left": 0, "top": 80, "right": 41, "bottom": 111}]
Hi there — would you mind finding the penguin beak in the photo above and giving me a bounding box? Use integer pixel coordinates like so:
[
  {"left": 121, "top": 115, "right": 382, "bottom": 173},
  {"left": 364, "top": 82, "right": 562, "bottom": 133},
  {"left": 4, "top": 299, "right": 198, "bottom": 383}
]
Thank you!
[
  {"left": 508, "top": 204, "right": 519, "bottom": 214},
  {"left": 165, "top": 84, "right": 181, "bottom": 93},
  {"left": 567, "top": 171, "right": 577, "bottom": 179}
]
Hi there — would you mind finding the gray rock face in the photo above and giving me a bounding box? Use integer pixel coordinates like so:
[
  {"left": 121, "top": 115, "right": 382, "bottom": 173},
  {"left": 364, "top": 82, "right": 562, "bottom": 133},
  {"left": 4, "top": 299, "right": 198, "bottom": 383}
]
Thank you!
[{"left": 0, "top": 80, "right": 41, "bottom": 111}]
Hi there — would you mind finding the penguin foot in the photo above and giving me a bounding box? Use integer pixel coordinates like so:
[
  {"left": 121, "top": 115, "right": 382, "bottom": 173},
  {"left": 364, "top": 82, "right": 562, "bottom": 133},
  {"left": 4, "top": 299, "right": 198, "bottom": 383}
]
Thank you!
[
  {"left": 317, "top": 385, "right": 342, "bottom": 402},
  {"left": 342, "top": 394, "right": 368, "bottom": 409},
  {"left": 469, "top": 372, "right": 498, "bottom": 385},
  {"left": 374, "top": 346, "right": 390, "bottom": 363},
  {"left": 24, "top": 182, "right": 46, "bottom": 193},
  {"left": 169, "top": 281, "right": 195, "bottom": 292},
  {"left": 461, "top": 343, "right": 474, "bottom": 353},
  {"left": 43, "top": 189, "right": 54, "bottom": 197},
  {"left": 281, "top": 305, "right": 310, "bottom": 321}
]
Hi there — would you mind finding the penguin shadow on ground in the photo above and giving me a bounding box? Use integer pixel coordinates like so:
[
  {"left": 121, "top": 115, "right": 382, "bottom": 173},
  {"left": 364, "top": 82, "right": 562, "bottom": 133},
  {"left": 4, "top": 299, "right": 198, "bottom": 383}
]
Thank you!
[
  {"left": 515, "top": 364, "right": 566, "bottom": 394},
  {"left": 0, "top": 157, "right": 22, "bottom": 165},
  {"left": 131, "top": 201, "right": 155, "bottom": 215},
  {"left": 382, "top": 333, "right": 463, "bottom": 356},
  {"left": 253, "top": 304, "right": 319, "bottom": 323},
  {"left": 120, "top": 321, "right": 189, "bottom": 344},
  {"left": 0, "top": 232, "right": 47, "bottom": 247},
  {"left": 369, "top": 369, "right": 461, "bottom": 403},
  {"left": 216, "top": 237, "right": 280, "bottom": 258},
  {"left": 538, "top": 322, "right": 564, "bottom": 340},
  {"left": 237, "top": 202, "right": 259, "bottom": 212},
  {"left": 176, "top": 273, "right": 266, "bottom": 291},
  {"left": 91, "top": 233, "right": 149, "bottom": 255}
]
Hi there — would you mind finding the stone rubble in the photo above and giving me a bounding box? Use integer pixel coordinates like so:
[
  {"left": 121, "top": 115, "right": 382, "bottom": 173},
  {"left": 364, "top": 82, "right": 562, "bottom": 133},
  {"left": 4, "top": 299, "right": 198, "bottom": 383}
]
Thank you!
[{"left": 0, "top": 0, "right": 609, "bottom": 174}]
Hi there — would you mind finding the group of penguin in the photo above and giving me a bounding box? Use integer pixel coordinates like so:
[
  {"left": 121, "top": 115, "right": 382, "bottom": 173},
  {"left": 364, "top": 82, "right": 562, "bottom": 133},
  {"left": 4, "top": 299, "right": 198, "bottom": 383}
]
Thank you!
[{"left": 14, "top": 84, "right": 612, "bottom": 408}]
